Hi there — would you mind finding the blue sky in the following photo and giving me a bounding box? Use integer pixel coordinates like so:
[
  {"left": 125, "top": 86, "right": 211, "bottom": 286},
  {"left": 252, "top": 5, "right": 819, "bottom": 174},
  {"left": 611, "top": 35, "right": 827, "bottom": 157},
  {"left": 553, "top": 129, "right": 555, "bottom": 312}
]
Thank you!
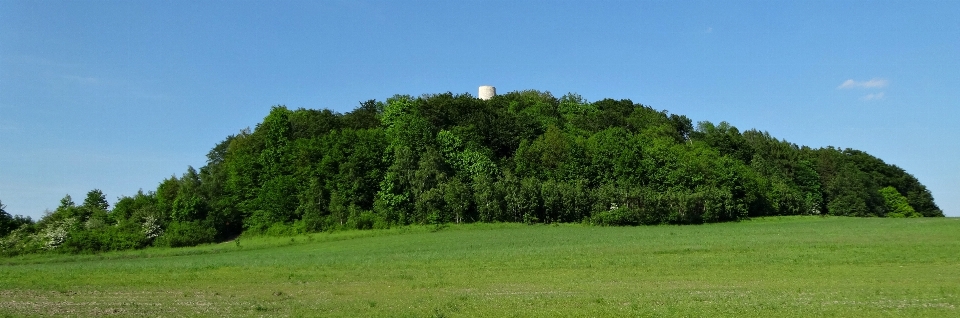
[{"left": 1, "top": 0, "right": 957, "bottom": 219}]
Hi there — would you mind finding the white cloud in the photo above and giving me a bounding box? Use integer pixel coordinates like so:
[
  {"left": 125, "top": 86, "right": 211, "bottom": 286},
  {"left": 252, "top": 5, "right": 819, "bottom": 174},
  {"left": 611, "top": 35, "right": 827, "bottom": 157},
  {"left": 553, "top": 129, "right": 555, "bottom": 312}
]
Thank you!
[
  {"left": 861, "top": 92, "right": 885, "bottom": 101},
  {"left": 838, "top": 79, "right": 856, "bottom": 89},
  {"left": 838, "top": 78, "right": 888, "bottom": 89},
  {"left": 705, "top": 27, "right": 713, "bottom": 33}
]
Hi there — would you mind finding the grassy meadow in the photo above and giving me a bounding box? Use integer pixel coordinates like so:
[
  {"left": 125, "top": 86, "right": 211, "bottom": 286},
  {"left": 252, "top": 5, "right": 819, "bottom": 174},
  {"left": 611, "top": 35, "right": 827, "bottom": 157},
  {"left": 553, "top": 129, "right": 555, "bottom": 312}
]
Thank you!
[{"left": 1, "top": 216, "right": 959, "bottom": 317}]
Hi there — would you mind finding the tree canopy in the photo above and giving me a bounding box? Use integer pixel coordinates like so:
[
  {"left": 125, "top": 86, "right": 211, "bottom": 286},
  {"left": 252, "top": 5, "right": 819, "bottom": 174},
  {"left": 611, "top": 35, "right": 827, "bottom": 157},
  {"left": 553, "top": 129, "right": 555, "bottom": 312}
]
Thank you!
[{"left": 0, "top": 90, "right": 943, "bottom": 255}]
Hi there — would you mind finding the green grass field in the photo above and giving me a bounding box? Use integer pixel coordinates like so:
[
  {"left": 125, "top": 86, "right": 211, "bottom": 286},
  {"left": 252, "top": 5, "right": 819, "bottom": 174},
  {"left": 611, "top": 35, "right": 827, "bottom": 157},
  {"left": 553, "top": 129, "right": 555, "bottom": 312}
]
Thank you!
[{"left": 1, "top": 216, "right": 959, "bottom": 317}]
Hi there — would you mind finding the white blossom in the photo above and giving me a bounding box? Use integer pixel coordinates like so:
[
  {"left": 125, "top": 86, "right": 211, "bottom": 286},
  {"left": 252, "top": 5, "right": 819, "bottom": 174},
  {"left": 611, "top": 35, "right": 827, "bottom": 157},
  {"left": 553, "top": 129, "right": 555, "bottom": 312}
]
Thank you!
[
  {"left": 42, "top": 217, "right": 75, "bottom": 250},
  {"left": 142, "top": 216, "right": 163, "bottom": 239}
]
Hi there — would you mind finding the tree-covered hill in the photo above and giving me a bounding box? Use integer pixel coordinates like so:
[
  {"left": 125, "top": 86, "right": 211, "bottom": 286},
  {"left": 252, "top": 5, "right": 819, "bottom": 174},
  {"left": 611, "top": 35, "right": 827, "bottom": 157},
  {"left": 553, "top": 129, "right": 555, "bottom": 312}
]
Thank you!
[{"left": 0, "top": 90, "right": 942, "bottom": 255}]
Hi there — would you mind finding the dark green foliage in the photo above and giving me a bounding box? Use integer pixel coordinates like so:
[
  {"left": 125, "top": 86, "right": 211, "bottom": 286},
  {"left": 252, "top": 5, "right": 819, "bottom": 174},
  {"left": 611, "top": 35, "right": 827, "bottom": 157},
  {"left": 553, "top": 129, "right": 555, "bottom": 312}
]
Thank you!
[
  {"left": 58, "top": 189, "right": 111, "bottom": 224},
  {"left": 693, "top": 121, "right": 752, "bottom": 163},
  {"left": 111, "top": 190, "right": 156, "bottom": 223},
  {"left": 5, "top": 89, "right": 942, "bottom": 254},
  {"left": 155, "top": 177, "right": 180, "bottom": 220},
  {"left": 591, "top": 206, "right": 644, "bottom": 226},
  {"left": 61, "top": 223, "right": 148, "bottom": 253},
  {"left": 171, "top": 167, "right": 207, "bottom": 222},
  {"left": 341, "top": 100, "right": 384, "bottom": 130},
  {"left": 154, "top": 221, "right": 217, "bottom": 248},
  {"left": 0, "top": 200, "right": 33, "bottom": 237},
  {"left": 591, "top": 187, "right": 749, "bottom": 226},
  {"left": 82, "top": 189, "right": 109, "bottom": 212}
]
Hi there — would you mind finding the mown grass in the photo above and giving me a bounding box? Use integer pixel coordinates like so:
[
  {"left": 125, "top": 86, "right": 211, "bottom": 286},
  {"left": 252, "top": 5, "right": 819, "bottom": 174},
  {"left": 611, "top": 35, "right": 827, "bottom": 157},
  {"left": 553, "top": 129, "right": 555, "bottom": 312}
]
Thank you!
[{"left": 1, "top": 216, "right": 959, "bottom": 317}]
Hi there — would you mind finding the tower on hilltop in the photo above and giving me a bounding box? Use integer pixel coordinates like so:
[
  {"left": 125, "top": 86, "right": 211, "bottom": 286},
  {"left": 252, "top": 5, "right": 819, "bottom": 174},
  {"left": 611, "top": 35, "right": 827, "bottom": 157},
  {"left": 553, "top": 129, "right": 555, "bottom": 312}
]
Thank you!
[{"left": 479, "top": 86, "right": 496, "bottom": 100}]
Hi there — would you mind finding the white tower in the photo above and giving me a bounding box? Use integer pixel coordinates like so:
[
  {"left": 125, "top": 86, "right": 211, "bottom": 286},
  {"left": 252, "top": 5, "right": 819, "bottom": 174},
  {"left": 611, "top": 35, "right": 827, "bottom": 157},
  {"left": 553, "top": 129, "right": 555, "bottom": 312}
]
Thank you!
[{"left": 479, "top": 85, "right": 496, "bottom": 100}]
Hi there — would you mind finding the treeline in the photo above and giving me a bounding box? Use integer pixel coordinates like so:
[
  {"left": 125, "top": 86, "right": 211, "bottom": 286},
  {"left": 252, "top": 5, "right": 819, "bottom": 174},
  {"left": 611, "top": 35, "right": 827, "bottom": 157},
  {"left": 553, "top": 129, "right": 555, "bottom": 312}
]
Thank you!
[{"left": 0, "top": 90, "right": 942, "bottom": 255}]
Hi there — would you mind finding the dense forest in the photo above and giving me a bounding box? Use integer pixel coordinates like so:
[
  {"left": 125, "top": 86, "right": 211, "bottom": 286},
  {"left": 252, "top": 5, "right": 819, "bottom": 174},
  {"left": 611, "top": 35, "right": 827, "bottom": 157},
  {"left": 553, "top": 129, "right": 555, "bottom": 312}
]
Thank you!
[{"left": 0, "top": 90, "right": 942, "bottom": 255}]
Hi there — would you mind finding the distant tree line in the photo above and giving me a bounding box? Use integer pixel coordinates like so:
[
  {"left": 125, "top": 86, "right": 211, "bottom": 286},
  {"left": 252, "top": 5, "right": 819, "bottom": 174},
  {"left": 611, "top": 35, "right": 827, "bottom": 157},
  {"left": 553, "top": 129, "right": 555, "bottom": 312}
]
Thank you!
[{"left": 0, "top": 90, "right": 942, "bottom": 255}]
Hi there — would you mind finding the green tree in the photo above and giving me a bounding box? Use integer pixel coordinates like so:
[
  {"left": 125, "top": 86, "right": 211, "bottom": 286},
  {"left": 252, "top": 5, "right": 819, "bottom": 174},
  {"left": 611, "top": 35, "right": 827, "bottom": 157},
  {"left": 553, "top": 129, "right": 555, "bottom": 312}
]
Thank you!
[
  {"left": 171, "top": 167, "right": 208, "bottom": 222},
  {"left": 155, "top": 176, "right": 181, "bottom": 221},
  {"left": 880, "top": 186, "right": 920, "bottom": 218},
  {"left": 342, "top": 100, "right": 384, "bottom": 130},
  {"left": 692, "top": 121, "right": 752, "bottom": 163},
  {"left": 442, "top": 178, "right": 471, "bottom": 224},
  {"left": 111, "top": 190, "right": 159, "bottom": 225},
  {"left": 472, "top": 174, "right": 503, "bottom": 222},
  {"left": 823, "top": 160, "right": 882, "bottom": 217},
  {"left": 0, "top": 199, "right": 10, "bottom": 236},
  {"left": 82, "top": 189, "right": 110, "bottom": 211},
  {"left": 249, "top": 175, "right": 299, "bottom": 232},
  {"left": 297, "top": 178, "right": 327, "bottom": 232},
  {"left": 200, "top": 135, "right": 243, "bottom": 239},
  {"left": 412, "top": 149, "right": 449, "bottom": 224},
  {"left": 61, "top": 189, "right": 110, "bottom": 223},
  {"left": 0, "top": 200, "right": 33, "bottom": 237},
  {"left": 374, "top": 146, "right": 418, "bottom": 225},
  {"left": 328, "top": 190, "right": 348, "bottom": 227}
]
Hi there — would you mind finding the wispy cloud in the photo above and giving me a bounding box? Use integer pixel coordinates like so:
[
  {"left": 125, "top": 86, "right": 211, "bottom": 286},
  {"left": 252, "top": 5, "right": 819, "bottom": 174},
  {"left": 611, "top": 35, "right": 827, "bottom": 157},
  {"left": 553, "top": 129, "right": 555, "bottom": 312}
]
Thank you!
[
  {"left": 838, "top": 78, "right": 888, "bottom": 89},
  {"left": 861, "top": 92, "right": 885, "bottom": 101}
]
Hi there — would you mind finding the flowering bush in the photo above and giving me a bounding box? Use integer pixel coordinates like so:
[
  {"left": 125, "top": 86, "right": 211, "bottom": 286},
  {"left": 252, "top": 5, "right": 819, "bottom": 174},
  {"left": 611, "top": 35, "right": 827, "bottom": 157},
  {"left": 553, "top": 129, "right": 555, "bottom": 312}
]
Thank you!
[
  {"left": 0, "top": 228, "right": 40, "bottom": 256},
  {"left": 142, "top": 216, "right": 164, "bottom": 240},
  {"left": 42, "top": 217, "right": 76, "bottom": 250}
]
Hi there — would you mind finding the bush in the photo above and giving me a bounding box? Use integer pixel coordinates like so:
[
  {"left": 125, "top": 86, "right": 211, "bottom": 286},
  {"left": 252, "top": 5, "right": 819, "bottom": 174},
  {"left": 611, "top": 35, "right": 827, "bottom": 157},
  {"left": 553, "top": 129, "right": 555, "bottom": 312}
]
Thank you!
[
  {"left": 264, "top": 222, "right": 304, "bottom": 236},
  {"left": 61, "top": 224, "right": 148, "bottom": 253},
  {"left": 591, "top": 206, "right": 641, "bottom": 226},
  {"left": 355, "top": 210, "right": 385, "bottom": 230},
  {"left": 154, "top": 220, "right": 217, "bottom": 248},
  {"left": 0, "top": 227, "right": 44, "bottom": 256}
]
